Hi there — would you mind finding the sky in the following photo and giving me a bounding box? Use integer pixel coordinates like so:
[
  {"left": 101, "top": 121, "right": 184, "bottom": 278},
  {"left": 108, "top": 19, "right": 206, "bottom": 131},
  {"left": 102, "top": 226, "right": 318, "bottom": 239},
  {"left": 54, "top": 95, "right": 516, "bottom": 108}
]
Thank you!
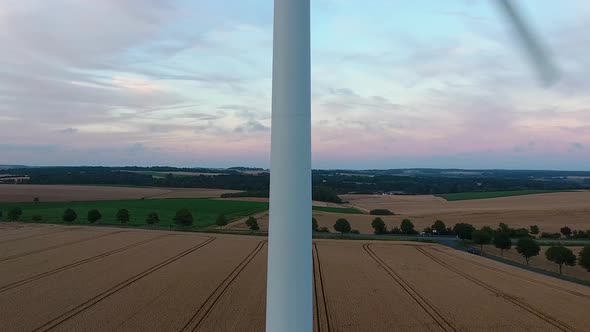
[{"left": 1, "top": 0, "right": 589, "bottom": 170}]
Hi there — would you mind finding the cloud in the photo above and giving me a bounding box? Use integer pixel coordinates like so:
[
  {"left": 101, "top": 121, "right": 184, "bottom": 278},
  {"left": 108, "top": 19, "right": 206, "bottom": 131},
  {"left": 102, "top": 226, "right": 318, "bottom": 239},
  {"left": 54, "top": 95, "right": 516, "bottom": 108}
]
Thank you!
[
  {"left": 234, "top": 119, "right": 269, "bottom": 133},
  {"left": 58, "top": 128, "right": 78, "bottom": 134},
  {"left": 0, "top": 143, "right": 60, "bottom": 153},
  {"left": 1, "top": 1, "right": 590, "bottom": 170}
]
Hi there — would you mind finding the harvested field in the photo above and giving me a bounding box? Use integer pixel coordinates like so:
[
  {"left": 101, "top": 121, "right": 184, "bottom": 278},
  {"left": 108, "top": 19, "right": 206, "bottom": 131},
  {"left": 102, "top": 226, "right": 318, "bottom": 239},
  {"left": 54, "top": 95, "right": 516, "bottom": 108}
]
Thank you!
[
  {"left": 341, "top": 191, "right": 590, "bottom": 233},
  {"left": 437, "top": 190, "right": 570, "bottom": 201},
  {"left": 0, "top": 184, "right": 240, "bottom": 202},
  {"left": 1, "top": 224, "right": 590, "bottom": 331}
]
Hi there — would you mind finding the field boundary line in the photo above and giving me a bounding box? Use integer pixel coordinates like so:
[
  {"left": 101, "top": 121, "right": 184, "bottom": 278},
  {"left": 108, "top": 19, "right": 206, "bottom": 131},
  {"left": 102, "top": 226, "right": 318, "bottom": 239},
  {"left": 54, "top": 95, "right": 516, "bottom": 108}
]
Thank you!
[
  {"left": 431, "top": 247, "right": 590, "bottom": 300},
  {"left": 313, "top": 242, "right": 332, "bottom": 332},
  {"left": 181, "top": 240, "right": 266, "bottom": 332},
  {"left": 363, "top": 244, "right": 457, "bottom": 332},
  {"left": 416, "top": 247, "right": 575, "bottom": 332},
  {"left": 313, "top": 244, "right": 321, "bottom": 332},
  {"left": 32, "top": 236, "right": 216, "bottom": 332},
  {"left": 0, "top": 230, "right": 125, "bottom": 262},
  {"left": 0, "top": 226, "right": 82, "bottom": 244},
  {"left": 0, "top": 233, "right": 171, "bottom": 293}
]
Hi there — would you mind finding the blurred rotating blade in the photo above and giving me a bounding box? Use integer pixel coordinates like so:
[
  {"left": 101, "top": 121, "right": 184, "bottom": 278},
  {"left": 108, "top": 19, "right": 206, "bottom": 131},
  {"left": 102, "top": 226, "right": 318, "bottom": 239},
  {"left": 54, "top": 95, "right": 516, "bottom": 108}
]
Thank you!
[{"left": 495, "top": 0, "right": 560, "bottom": 87}]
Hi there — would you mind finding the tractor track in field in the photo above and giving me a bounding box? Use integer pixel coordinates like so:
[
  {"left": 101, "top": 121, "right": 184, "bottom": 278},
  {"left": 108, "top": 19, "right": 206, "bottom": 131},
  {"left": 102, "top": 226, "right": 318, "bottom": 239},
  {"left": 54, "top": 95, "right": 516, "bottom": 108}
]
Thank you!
[
  {"left": 180, "top": 240, "right": 266, "bottom": 332},
  {"left": 313, "top": 242, "right": 332, "bottom": 332},
  {"left": 430, "top": 247, "right": 590, "bottom": 301},
  {"left": 0, "top": 233, "right": 171, "bottom": 293},
  {"left": 32, "top": 237, "right": 216, "bottom": 332},
  {"left": 0, "top": 230, "right": 125, "bottom": 262},
  {"left": 0, "top": 227, "right": 82, "bottom": 244},
  {"left": 363, "top": 244, "right": 457, "bottom": 332},
  {"left": 416, "top": 247, "right": 576, "bottom": 332}
]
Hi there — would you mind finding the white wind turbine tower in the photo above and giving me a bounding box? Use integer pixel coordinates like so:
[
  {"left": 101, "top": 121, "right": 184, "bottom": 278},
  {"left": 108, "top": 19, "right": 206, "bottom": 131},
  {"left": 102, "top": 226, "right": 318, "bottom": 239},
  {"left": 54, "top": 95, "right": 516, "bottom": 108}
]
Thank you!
[{"left": 265, "top": 1, "right": 559, "bottom": 331}]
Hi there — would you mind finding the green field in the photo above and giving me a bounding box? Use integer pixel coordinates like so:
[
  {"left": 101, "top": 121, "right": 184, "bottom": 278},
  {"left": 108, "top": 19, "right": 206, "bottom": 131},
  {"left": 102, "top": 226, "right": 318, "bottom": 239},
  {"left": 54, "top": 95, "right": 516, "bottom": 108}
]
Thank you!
[
  {"left": 437, "top": 190, "right": 569, "bottom": 201},
  {"left": 0, "top": 198, "right": 268, "bottom": 229},
  {"left": 312, "top": 206, "right": 364, "bottom": 214},
  {"left": 0, "top": 198, "right": 363, "bottom": 229}
]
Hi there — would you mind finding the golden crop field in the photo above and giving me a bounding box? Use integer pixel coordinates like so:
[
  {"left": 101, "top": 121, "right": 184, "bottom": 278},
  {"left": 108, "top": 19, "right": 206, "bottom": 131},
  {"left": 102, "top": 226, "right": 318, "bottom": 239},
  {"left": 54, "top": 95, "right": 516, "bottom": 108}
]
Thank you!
[
  {"left": 1, "top": 223, "right": 589, "bottom": 331},
  {"left": 339, "top": 192, "right": 590, "bottom": 233}
]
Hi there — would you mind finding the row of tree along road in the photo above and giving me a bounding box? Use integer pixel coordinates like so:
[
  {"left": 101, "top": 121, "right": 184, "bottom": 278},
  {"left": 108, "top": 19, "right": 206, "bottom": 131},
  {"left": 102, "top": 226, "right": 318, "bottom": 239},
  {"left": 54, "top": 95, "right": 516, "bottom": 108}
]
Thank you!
[
  {"left": 362, "top": 216, "right": 590, "bottom": 276},
  {"left": 0, "top": 207, "right": 261, "bottom": 231}
]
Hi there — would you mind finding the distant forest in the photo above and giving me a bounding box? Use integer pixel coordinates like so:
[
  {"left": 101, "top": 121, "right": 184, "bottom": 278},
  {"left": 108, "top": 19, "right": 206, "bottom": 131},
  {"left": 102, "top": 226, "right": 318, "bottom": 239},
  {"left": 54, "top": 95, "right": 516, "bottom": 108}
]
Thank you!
[{"left": 2, "top": 166, "right": 590, "bottom": 203}]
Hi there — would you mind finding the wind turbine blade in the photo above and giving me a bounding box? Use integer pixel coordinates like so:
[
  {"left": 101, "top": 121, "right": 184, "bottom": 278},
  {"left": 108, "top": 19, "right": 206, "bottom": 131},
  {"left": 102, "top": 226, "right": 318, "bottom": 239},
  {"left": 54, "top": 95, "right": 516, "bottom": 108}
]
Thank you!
[{"left": 495, "top": 0, "right": 560, "bottom": 86}]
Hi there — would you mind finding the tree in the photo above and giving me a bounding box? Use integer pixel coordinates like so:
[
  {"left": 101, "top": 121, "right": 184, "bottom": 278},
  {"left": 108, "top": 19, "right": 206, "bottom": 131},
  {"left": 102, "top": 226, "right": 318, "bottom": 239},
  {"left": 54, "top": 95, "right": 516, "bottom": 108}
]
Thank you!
[
  {"left": 334, "top": 218, "right": 351, "bottom": 235},
  {"left": 498, "top": 223, "right": 510, "bottom": 234},
  {"left": 400, "top": 219, "right": 415, "bottom": 234},
  {"left": 33, "top": 197, "right": 40, "bottom": 203},
  {"left": 423, "top": 227, "right": 433, "bottom": 234},
  {"left": 116, "top": 209, "right": 130, "bottom": 223},
  {"left": 579, "top": 245, "right": 590, "bottom": 272},
  {"left": 312, "top": 186, "right": 342, "bottom": 204},
  {"left": 560, "top": 226, "right": 572, "bottom": 238},
  {"left": 432, "top": 220, "right": 446, "bottom": 234},
  {"left": 146, "top": 212, "right": 160, "bottom": 224},
  {"left": 481, "top": 226, "right": 495, "bottom": 236},
  {"left": 174, "top": 209, "right": 193, "bottom": 226},
  {"left": 493, "top": 232, "right": 512, "bottom": 257},
  {"left": 87, "top": 209, "right": 102, "bottom": 223},
  {"left": 62, "top": 208, "right": 77, "bottom": 223},
  {"left": 545, "top": 245, "right": 576, "bottom": 274},
  {"left": 312, "top": 217, "right": 319, "bottom": 232},
  {"left": 369, "top": 209, "right": 394, "bottom": 216},
  {"left": 453, "top": 223, "right": 475, "bottom": 240},
  {"left": 390, "top": 226, "right": 401, "bottom": 235},
  {"left": 245, "top": 216, "right": 259, "bottom": 231},
  {"left": 215, "top": 214, "right": 227, "bottom": 229},
  {"left": 530, "top": 225, "right": 540, "bottom": 235},
  {"left": 512, "top": 228, "right": 530, "bottom": 238},
  {"left": 516, "top": 238, "right": 540, "bottom": 265},
  {"left": 7, "top": 207, "right": 23, "bottom": 221},
  {"left": 371, "top": 217, "right": 387, "bottom": 235},
  {"left": 32, "top": 214, "right": 43, "bottom": 222},
  {"left": 472, "top": 229, "right": 492, "bottom": 251},
  {"left": 571, "top": 230, "right": 590, "bottom": 239}
]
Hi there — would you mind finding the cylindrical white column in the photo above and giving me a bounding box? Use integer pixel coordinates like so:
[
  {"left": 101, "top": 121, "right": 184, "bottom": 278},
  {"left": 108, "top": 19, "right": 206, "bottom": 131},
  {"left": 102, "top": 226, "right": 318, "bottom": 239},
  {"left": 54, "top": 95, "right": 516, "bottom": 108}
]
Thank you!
[{"left": 266, "top": 0, "right": 312, "bottom": 332}]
